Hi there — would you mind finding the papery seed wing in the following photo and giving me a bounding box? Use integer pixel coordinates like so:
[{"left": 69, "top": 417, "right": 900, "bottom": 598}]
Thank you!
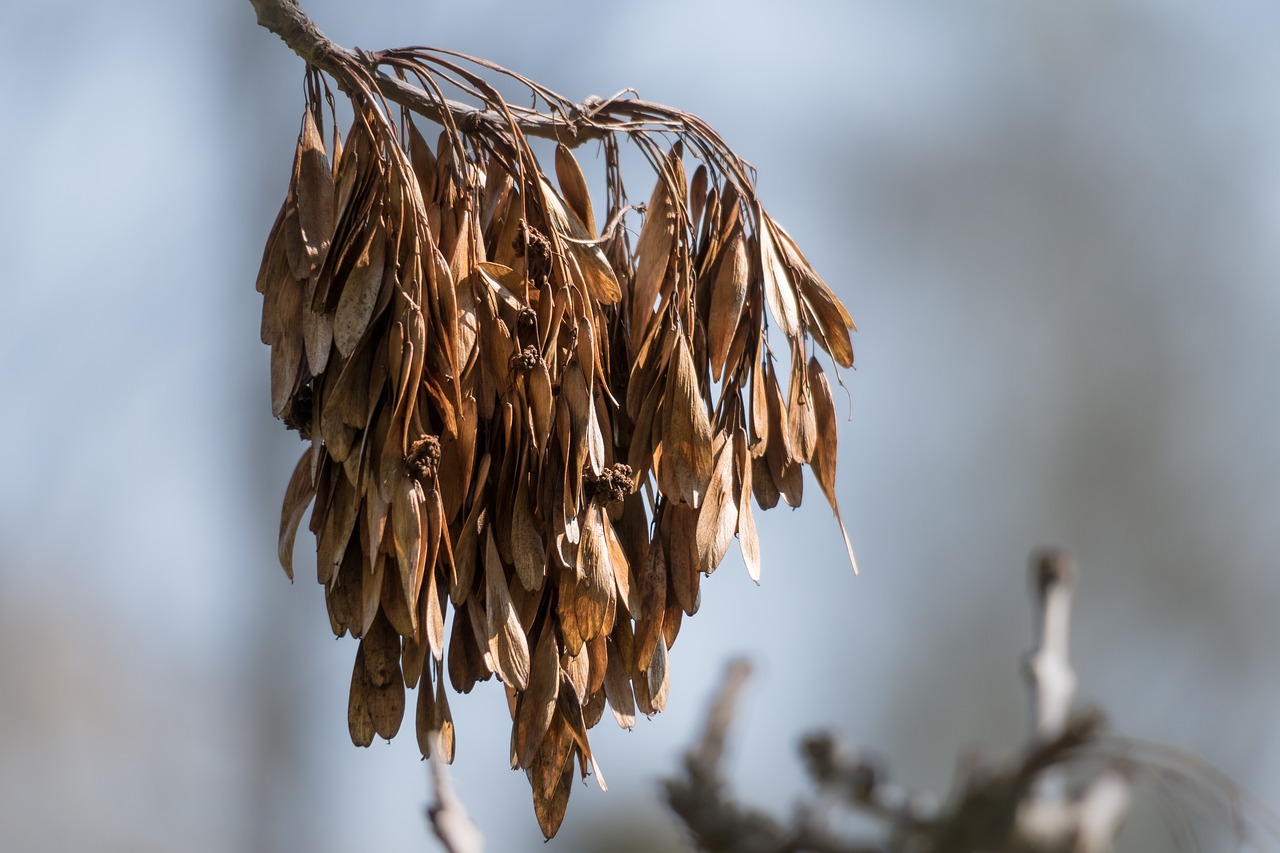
[
  {"left": 695, "top": 435, "right": 738, "bottom": 575},
  {"left": 808, "top": 356, "right": 858, "bottom": 574},
  {"left": 414, "top": 652, "right": 436, "bottom": 756},
  {"left": 527, "top": 358, "right": 553, "bottom": 452},
  {"left": 484, "top": 528, "right": 530, "bottom": 690},
  {"left": 390, "top": 475, "right": 425, "bottom": 628},
  {"left": 664, "top": 503, "right": 700, "bottom": 616},
  {"left": 658, "top": 333, "right": 713, "bottom": 507},
  {"left": 707, "top": 224, "right": 750, "bottom": 382},
  {"left": 422, "top": 485, "right": 447, "bottom": 659},
  {"left": 516, "top": 619, "right": 560, "bottom": 768},
  {"left": 555, "top": 672, "right": 607, "bottom": 791},
  {"left": 786, "top": 354, "right": 818, "bottom": 463},
  {"left": 511, "top": 474, "right": 546, "bottom": 591},
  {"left": 758, "top": 208, "right": 801, "bottom": 339},
  {"left": 278, "top": 447, "right": 317, "bottom": 579},
  {"left": 532, "top": 746, "right": 575, "bottom": 839},
  {"left": 688, "top": 164, "right": 708, "bottom": 235},
  {"left": 333, "top": 218, "right": 387, "bottom": 358},
  {"left": 574, "top": 503, "right": 615, "bottom": 641},
  {"left": 555, "top": 144, "right": 596, "bottom": 236},
  {"left": 630, "top": 149, "right": 683, "bottom": 347},
  {"left": 435, "top": 664, "right": 456, "bottom": 763},
  {"left": 603, "top": 638, "right": 636, "bottom": 730},
  {"left": 633, "top": 532, "right": 666, "bottom": 674},
  {"left": 645, "top": 636, "right": 670, "bottom": 713},
  {"left": 539, "top": 178, "right": 620, "bottom": 305},
  {"left": 347, "top": 642, "right": 376, "bottom": 747},
  {"left": 359, "top": 553, "right": 388, "bottom": 639},
  {"left": 297, "top": 108, "right": 336, "bottom": 276},
  {"left": 602, "top": 511, "right": 639, "bottom": 617},
  {"left": 733, "top": 426, "right": 761, "bottom": 582}
]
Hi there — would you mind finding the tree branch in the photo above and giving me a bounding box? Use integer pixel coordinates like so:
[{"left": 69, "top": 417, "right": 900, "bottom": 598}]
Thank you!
[
  {"left": 424, "top": 732, "right": 484, "bottom": 853},
  {"left": 247, "top": 0, "right": 684, "bottom": 147},
  {"left": 1024, "top": 550, "right": 1079, "bottom": 752}
]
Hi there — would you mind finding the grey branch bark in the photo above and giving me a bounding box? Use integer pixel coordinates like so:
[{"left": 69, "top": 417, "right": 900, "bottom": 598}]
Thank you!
[
  {"left": 247, "top": 0, "right": 677, "bottom": 147},
  {"left": 425, "top": 732, "right": 483, "bottom": 853},
  {"left": 667, "top": 552, "right": 1141, "bottom": 853},
  {"left": 1015, "top": 550, "right": 1131, "bottom": 852}
]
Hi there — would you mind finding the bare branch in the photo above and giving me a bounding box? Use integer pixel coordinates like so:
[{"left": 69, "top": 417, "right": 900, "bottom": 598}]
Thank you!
[
  {"left": 1024, "top": 549, "right": 1079, "bottom": 749},
  {"left": 424, "top": 732, "right": 483, "bottom": 853},
  {"left": 689, "top": 659, "right": 755, "bottom": 783},
  {"left": 1013, "top": 550, "right": 1132, "bottom": 852},
  {"left": 247, "top": 0, "right": 706, "bottom": 149}
]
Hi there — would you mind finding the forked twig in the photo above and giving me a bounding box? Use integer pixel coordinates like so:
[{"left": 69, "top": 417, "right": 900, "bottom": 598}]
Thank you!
[{"left": 667, "top": 551, "right": 1277, "bottom": 852}]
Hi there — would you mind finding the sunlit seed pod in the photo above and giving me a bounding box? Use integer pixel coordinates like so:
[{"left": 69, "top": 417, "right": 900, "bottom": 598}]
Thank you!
[{"left": 258, "top": 61, "right": 856, "bottom": 837}]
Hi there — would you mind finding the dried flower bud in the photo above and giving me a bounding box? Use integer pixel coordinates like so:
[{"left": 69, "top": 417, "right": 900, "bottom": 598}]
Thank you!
[{"left": 407, "top": 435, "right": 442, "bottom": 482}]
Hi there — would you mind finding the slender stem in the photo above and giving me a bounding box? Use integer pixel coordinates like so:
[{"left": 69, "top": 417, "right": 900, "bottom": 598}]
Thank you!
[{"left": 249, "top": 0, "right": 629, "bottom": 147}]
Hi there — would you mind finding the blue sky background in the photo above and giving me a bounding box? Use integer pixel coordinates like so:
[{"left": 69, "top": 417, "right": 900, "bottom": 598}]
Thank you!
[{"left": 4, "top": 2, "right": 1280, "bottom": 850}]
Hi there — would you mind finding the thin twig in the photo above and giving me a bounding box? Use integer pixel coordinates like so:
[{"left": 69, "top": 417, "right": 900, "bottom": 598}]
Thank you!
[
  {"left": 248, "top": 0, "right": 694, "bottom": 148},
  {"left": 425, "top": 732, "right": 484, "bottom": 853},
  {"left": 1014, "top": 549, "right": 1131, "bottom": 851}
]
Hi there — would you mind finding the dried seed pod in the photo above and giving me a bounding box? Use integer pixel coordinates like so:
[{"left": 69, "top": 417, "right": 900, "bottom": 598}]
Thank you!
[{"left": 257, "top": 55, "right": 857, "bottom": 838}]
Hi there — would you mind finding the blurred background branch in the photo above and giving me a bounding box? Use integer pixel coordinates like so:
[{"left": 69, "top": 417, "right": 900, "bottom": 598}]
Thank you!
[
  {"left": 665, "top": 551, "right": 1272, "bottom": 853},
  {"left": 425, "top": 731, "right": 484, "bottom": 853}
]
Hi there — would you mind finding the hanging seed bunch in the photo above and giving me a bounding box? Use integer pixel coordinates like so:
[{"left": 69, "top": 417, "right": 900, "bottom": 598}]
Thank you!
[{"left": 256, "top": 46, "right": 856, "bottom": 837}]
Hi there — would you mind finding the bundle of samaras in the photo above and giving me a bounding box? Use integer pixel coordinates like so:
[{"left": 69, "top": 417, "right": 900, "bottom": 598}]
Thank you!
[{"left": 256, "top": 49, "right": 856, "bottom": 836}]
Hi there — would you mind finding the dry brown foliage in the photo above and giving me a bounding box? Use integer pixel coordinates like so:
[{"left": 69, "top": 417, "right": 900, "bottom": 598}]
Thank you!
[{"left": 255, "top": 36, "right": 856, "bottom": 837}]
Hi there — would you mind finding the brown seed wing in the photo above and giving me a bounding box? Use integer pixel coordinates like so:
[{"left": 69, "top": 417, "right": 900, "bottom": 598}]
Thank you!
[
  {"left": 347, "top": 642, "right": 376, "bottom": 747},
  {"left": 758, "top": 210, "right": 801, "bottom": 339},
  {"left": 602, "top": 510, "right": 639, "bottom": 617},
  {"left": 325, "top": 537, "right": 363, "bottom": 637},
  {"left": 574, "top": 503, "right": 616, "bottom": 641},
  {"left": 688, "top": 164, "right": 708, "bottom": 235},
  {"left": 603, "top": 638, "right": 636, "bottom": 729},
  {"left": 256, "top": 200, "right": 290, "bottom": 299},
  {"left": 770, "top": 217, "right": 856, "bottom": 366},
  {"left": 664, "top": 503, "right": 700, "bottom": 616},
  {"left": 414, "top": 660, "right": 436, "bottom": 758},
  {"left": 421, "top": 485, "right": 447, "bottom": 660},
  {"left": 511, "top": 474, "right": 546, "bottom": 591},
  {"left": 297, "top": 108, "right": 336, "bottom": 276},
  {"left": 539, "top": 178, "right": 620, "bottom": 305},
  {"left": 278, "top": 447, "right": 317, "bottom": 579},
  {"left": 707, "top": 225, "right": 750, "bottom": 381},
  {"left": 333, "top": 218, "right": 387, "bottom": 358},
  {"left": 695, "top": 435, "right": 738, "bottom": 575},
  {"left": 555, "top": 144, "right": 596, "bottom": 236},
  {"left": 316, "top": 468, "right": 360, "bottom": 586},
  {"left": 630, "top": 150, "right": 684, "bottom": 346},
  {"left": 645, "top": 635, "right": 670, "bottom": 713},
  {"left": 527, "top": 359, "right": 553, "bottom": 452},
  {"left": 531, "top": 734, "right": 575, "bottom": 839},
  {"left": 360, "top": 553, "right": 389, "bottom": 639},
  {"left": 434, "top": 664, "right": 456, "bottom": 763},
  {"left": 808, "top": 357, "right": 858, "bottom": 574},
  {"left": 390, "top": 475, "right": 425, "bottom": 626},
  {"left": 515, "top": 619, "right": 560, "bottom": 768},
  {"left": 633, "top": 532, "right": 667, "bottom": 674},
  {"left": 733, "top": 426, "right": 762, "bottom": 582},
  {"left": 658, "top": 333, "right": 713, "bottom": 507},
  {"left": 787, "top": 355, "right": 818, "bottom": 463},
  {"left": 446, "top": 602, "right": 484, "bottom": 694},
  {"left": 484, "top": 529, "right": 531, "bottom": 690}
]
